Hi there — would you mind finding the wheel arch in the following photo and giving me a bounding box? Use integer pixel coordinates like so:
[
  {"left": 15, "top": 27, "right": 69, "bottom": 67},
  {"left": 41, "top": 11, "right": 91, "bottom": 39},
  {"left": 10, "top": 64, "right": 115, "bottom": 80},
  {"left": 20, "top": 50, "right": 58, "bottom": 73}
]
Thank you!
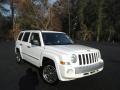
[
  {"left": 41, "top": 56, "right": 62, "bottom": 81},
  {"left": 16, "top": 48, "right": 20, "bottom": 53},
  {"left": 15, "top": 47, "right": 23, "bottom": 59},
  {"left": 42, "top": 57, "right": 56, "bottom": 66}
]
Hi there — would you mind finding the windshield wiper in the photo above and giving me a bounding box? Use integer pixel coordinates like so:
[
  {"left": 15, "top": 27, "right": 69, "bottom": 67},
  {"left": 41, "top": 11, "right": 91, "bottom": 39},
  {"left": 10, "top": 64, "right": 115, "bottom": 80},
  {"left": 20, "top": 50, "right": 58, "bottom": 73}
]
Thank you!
[{"left": 64, "top": 42, "right": 73, "bottom": 45}]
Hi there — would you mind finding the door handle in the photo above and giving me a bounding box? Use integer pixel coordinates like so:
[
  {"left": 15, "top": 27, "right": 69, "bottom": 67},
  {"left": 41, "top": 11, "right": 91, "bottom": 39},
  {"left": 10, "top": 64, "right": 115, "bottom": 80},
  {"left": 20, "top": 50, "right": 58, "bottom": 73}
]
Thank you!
[
  {"left": 27, "top": 46, "right": 31, "bottom": 48},
  {"left": 20, "top": 44, "right": 22, "bottom": 46}
]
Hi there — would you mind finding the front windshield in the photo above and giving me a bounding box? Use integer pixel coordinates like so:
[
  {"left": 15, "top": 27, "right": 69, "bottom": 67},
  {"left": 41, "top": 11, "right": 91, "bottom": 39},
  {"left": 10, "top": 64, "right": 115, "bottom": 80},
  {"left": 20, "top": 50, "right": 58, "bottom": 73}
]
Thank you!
[{"left": 42, "top": 32, "right": 74, "bottom": 45}]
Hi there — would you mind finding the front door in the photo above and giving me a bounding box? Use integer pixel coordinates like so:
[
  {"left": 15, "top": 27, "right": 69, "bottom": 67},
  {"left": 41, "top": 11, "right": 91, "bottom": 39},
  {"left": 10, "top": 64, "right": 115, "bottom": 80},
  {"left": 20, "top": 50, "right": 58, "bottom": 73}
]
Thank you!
[{"left": 26, "top": 33, "right": 43, "bottom": 67}]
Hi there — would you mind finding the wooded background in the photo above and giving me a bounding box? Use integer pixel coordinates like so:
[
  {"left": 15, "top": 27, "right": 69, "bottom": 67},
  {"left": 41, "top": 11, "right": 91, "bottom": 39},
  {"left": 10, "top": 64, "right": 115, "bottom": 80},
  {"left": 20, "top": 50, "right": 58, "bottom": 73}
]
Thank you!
[{"left": 0, "top": 0, "right": 120, "bottom": 42}]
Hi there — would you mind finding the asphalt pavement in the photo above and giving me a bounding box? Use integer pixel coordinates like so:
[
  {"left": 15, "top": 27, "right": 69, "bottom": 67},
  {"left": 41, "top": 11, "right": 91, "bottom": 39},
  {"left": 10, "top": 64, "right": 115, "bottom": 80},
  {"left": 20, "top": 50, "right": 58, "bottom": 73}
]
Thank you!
[{"left": 0, "top": 41, "right": 120, "bottom": 90}]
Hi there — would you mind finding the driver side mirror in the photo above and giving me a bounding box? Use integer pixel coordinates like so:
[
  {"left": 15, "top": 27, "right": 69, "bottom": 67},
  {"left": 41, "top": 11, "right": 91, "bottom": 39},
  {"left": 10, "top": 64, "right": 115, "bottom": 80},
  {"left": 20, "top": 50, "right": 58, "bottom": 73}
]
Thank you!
[{"left": 31, "top": 40, "right": 40, "bottom": 46}]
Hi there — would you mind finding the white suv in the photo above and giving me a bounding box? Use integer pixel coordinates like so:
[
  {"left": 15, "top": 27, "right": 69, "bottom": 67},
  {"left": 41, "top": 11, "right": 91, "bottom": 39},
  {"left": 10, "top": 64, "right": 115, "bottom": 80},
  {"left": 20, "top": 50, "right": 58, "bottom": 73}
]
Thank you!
[{"left": 15, "top": 30, "right": 104, "bottom": 84}]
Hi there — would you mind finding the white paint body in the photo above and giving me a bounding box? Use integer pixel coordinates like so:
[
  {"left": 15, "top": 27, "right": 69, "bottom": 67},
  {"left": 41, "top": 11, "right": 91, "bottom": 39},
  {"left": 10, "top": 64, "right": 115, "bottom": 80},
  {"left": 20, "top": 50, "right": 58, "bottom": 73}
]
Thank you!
[{"left": 15, "top": 30, "right": 104, "bottom": 81}]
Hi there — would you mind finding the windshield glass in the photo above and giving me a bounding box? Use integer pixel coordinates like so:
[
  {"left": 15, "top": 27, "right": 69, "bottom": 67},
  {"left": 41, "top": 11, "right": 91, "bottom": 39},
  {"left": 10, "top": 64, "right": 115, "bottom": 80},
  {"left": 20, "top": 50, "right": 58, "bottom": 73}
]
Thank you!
[{"left": 42, "top": 32, "right": 74, "bottom": 45}]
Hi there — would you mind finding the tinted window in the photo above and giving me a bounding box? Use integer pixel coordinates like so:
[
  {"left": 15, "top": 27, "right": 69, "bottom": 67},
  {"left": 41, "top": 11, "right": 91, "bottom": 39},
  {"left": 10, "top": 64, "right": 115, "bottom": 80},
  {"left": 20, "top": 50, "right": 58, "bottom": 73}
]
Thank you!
[
  {"left": 30, "top": 33, "right": 41, "bottom": 46},
  {"left": 18, "top": 33, "right": 23, "bottom": 40},
  {"left": 22, "top": 32, "right": 30, "bottom": 42}
]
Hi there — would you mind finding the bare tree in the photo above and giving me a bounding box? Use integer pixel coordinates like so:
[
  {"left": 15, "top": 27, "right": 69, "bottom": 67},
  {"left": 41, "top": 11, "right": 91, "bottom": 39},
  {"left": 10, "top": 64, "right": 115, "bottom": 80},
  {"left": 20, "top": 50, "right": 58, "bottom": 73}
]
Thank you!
[
  {"left": 107, "top": 25, "right": 115, "bottom": 42},
  {"left": 78, "top": 0, "right": 88, "bottom": 25}
]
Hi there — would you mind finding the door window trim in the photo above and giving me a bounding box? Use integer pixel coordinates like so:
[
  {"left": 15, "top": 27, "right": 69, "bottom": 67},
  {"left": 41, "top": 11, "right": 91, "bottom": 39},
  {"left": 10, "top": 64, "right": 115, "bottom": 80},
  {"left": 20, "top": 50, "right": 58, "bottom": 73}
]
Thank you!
[{"left": 29, "top": 33, "right": 41, "bottom": 46}]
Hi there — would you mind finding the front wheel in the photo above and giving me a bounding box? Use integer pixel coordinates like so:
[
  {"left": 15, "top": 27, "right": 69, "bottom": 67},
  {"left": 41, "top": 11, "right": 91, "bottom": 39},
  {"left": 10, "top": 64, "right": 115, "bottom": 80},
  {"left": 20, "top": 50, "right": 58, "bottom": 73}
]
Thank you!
[{"left": 42, "top": 63, "right": 59, "bottom": 85}]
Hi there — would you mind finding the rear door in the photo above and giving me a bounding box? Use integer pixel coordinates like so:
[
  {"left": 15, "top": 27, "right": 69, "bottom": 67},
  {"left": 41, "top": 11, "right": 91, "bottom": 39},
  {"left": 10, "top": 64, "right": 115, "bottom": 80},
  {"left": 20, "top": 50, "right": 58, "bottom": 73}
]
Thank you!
[
  {"left": 21, "top": 32, "right": 31, "bottom": 60},
  {"left": 16, "top": 32, "right": 24, "bottom": 51}
]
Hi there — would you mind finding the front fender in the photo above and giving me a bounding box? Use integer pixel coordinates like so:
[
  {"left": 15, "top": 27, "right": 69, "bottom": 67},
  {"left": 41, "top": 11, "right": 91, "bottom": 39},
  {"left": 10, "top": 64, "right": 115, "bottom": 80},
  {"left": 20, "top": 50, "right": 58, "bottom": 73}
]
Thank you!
[
  {"left": 41, "top": 51, "right": 63, "bottom": 81},
  {"left": 41, "top": 51, "right": 60, "bottom": 66}
]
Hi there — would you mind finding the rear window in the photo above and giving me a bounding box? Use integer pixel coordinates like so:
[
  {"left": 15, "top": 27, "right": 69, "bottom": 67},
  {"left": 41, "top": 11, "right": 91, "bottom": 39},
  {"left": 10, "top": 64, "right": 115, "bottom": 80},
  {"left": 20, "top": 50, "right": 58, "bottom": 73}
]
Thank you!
[
  {"left": 18, "top": 32, "right": 23, "bottom": 40},
  {"left": 22, "top": 32, "right": 30, "bottom": 42}
]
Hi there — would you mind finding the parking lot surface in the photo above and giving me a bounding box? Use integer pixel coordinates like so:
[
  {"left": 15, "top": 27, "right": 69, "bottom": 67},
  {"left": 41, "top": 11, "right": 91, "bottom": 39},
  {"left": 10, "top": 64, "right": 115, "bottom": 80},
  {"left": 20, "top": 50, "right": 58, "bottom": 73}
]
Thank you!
[{"left": 0, "top": 41, "right": 120, "bottom": 90}]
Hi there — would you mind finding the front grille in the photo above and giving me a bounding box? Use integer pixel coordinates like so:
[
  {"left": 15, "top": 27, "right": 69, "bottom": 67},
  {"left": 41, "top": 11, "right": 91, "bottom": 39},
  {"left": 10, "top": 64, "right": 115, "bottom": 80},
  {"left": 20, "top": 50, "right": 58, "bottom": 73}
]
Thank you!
[{"left": 79, "top": 52, "right": 99, "bottom": 65}]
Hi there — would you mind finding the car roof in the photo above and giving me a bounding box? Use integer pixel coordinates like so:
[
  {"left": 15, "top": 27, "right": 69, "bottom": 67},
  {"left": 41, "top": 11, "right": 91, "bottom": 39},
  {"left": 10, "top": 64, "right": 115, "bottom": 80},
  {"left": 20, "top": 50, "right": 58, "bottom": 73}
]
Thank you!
[{"left": 20, "top": 30, "right": 63, "bottom": 33}]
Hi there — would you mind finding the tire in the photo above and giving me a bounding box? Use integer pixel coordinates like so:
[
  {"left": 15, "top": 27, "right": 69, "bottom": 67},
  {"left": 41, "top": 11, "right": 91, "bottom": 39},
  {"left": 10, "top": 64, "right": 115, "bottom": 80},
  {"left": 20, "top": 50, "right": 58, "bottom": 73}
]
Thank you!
[
  {"left": 16, "top": 51, "right": 22, "bottom": 63},
  {"left": 42, "top": 61, "right": 59, "bottom": 85}
]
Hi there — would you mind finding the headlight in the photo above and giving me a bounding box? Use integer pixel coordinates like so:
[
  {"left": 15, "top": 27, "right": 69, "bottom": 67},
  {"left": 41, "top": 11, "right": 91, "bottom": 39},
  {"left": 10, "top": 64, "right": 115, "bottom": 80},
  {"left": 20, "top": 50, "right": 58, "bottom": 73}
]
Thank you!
[{"left": 71, "top": 54, "right": 77, "bottom": 63}]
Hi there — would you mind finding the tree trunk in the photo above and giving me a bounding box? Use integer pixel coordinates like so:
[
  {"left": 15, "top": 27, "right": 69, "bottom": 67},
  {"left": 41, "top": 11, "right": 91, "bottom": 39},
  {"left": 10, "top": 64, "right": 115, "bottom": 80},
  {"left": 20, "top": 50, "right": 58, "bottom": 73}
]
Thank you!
[{"left": 96, "top": 0, "right": 104, "bottom": 42}]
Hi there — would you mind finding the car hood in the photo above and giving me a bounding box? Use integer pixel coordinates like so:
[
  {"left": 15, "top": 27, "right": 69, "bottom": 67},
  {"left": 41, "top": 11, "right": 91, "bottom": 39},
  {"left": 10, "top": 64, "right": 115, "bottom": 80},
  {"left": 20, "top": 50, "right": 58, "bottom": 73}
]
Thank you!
[{"left": 45, "top": 45, "right": 98, "bottom": 55}]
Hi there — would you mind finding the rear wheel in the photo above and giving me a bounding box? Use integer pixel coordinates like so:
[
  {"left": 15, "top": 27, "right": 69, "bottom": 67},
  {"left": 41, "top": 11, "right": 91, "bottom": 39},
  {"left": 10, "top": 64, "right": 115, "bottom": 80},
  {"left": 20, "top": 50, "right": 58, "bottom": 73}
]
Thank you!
[
  {"left": 42, "top": 62, "right": 59, "bottom": 85},
  {"left": 16, "top": 51, "right": 22, "bottom": 63}
]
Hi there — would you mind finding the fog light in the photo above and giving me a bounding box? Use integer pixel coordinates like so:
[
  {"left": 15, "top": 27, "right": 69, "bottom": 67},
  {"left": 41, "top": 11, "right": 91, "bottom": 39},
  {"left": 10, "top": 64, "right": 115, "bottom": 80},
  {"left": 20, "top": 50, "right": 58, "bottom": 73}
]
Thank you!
[{"left": 67, "top": 69, "right": 73, "bottom": 74}]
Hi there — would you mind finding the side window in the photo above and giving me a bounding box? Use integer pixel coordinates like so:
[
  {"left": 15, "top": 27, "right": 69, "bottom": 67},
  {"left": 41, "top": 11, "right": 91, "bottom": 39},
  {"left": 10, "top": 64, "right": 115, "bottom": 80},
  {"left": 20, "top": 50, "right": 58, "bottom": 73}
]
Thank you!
[
  {"left": 22, "top": 32, "right": 30, "bottom": 42},
  {"left": 30, "top": 33, "right": 41, "bottom": 46},
  {"left": 18, "top": 32, "right": 23, "bottom": 40}
]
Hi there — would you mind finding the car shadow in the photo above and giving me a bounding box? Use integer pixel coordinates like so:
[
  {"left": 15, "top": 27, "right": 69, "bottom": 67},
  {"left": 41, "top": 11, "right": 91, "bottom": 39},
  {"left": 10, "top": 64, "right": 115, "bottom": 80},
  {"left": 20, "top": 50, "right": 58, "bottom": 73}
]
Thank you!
[{"left": 19, "top": 68, "right": 39, "bottom": 90}]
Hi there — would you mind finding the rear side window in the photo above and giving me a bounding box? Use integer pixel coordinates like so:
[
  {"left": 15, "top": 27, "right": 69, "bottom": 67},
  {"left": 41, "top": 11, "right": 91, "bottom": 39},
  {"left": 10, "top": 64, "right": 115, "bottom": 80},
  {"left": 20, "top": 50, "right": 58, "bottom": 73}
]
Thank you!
[
  {"left": 22, "top": 32, "right": 30, "bottom": 42},
  {"left": 18, "top": 33, "right": 23, "bottom": 40}
]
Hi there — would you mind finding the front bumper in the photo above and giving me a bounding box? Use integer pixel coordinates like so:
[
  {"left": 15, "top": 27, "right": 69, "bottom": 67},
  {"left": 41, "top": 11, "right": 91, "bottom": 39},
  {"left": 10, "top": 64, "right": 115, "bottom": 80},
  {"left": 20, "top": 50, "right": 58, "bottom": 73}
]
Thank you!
[{"left": 59, "top": 59, "right": 104, "bottom": 81}]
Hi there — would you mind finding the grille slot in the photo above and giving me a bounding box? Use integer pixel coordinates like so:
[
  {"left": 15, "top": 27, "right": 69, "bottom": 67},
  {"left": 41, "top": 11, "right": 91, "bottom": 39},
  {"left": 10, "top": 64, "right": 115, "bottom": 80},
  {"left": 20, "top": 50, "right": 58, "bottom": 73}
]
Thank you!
[
  {"left": 82, "top": 54, "right": 85, "bottom": 64},
  {"left": 86, "top": 54, "right": 89, "bottom": 64},
  {"left": 79, "top": 55, "right": 82, "bottom": 65},
  {"left": 79, "top": 52, "right": 99, "bottom": 65}
]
